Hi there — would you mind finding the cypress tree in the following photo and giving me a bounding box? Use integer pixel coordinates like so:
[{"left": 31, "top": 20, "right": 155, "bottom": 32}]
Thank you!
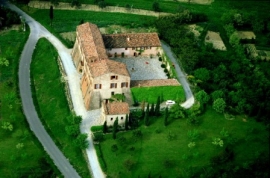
[
  {"left": 155, "top": 96, "right": 161, "bottom": 116},
  {"left": 49, "top": 6, "right": 53, "bottom": 26},
  {"left": 125, "top": 114, "right": 129, "bottom": 130},
  {"left": 164, "top": 107, "right": 168, "bottom": 126},
  {"left": 103, "top": 121, "right": 107, "bottom": 133},
  {"left": 144, "top": 104, "right": 150, "bottom": 126},
  {"left": 113, "top": 117, "right": 118, "bottom": 139}
]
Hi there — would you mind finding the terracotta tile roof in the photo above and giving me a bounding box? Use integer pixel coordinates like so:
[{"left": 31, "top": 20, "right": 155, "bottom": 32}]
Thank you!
[
  {"left": 105, "top": 102, "right": 130, "bottom": 115},
  {"left": 89, "top": 59, "right": 130, "bottom": 78},
  {"left": 77, "top": 22, "right": 107, "bottom": 62},
  {"left": 102, "top": 33, "right": 161, "bottom": 48}
]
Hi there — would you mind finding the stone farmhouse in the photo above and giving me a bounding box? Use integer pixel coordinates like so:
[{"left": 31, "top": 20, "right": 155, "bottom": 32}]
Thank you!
[
  {"left": 102, "top": 33, "right": 162, "bottom": 57},
  {"left": 71, "top": 22, "right": 131, "bottom": 110},
  {"left": 100, "top": 101, "right": 130, "bottom": 126},
  {"left": 71, "top": 22, "right": 163, "bottom": 122}
]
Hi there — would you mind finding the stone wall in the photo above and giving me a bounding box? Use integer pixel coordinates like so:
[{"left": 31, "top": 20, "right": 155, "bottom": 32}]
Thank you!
[{"left": 131, "top": 79, "right": 180, "bottom": 88}]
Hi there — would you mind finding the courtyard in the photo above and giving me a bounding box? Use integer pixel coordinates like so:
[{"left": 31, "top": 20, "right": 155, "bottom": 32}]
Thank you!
[{"left": 112, "top": 56, "right": 167, "bottom": 80}]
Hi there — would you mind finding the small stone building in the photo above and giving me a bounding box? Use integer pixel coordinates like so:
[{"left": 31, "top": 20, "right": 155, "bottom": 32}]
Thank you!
[
  {"left": 101, "top": 101, "right": 130, "bottom": 126},
  {"left": 71, "top": 22, "right": 131, "bottom": 110},
  {"left": 102, "top": 33, "right": 162, "bottom": 57}
]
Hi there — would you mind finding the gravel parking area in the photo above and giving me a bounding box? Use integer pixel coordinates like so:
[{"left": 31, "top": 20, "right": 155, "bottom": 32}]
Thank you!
[{"left": 112, "top": 56, "right": 167, "bottom": 80}]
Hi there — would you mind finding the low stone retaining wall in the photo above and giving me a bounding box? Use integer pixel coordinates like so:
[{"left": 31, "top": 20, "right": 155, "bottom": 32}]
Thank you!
[
  {"left": 131, "top": 79, "right": 180, "bottom": 88},
  {"left": 28, "top": 1, "right": 171, "bottom": 17}
]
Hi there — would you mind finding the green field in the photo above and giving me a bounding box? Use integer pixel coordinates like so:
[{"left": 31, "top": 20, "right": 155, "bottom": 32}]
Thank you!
[
  {"left": 0, "top": 30, "right": 60, "bottom": 177},
  {"left": 131, "top": 86, "right": 185, "bottom": 104},
  {"left": 96, "top": 108, "right": 269, "bottom": 177},
  {"left": 30, "top": 38, "right": 91, "bottom": 178},
  {"left": 23, "top": 7, "right": 156, "bottom": 33}
]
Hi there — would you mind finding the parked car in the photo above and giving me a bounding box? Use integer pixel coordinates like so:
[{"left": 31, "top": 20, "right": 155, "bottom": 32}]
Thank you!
[{"left": 166, "top": 100, "right": 175, "bottom": 106}]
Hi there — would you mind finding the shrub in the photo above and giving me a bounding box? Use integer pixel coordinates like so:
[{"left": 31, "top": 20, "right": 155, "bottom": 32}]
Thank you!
[
  {"left": 123, "top": 159, "right": 135, "bottom": 171},
  {"left": 91, "top": 125, "right": 103, "bottom": 132},
  {"left": 159, "top": 57, "right": 162, "bottom": 61},
  {"left": 164, "top": 68, "right": 168, "bottom": 73},
  {"left": 93, "top": 132, "right": 104, "bottom": 142},
  {"left": 161, "top": 64, "right": 166, "bottom": 68},
  {"left": 111, "top": 144, "right": 118, "bottom": 152}
]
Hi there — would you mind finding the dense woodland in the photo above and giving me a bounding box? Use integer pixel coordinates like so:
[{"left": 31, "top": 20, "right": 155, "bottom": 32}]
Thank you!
[
  {"left": 155, "top": 9, "right": 269, "bottom": 178},
  {"left": 155, "top": 10, "right": 270, "bottom": 124},
  {"left": 0, "top": 6, "right": 21, "bottom": 29}
]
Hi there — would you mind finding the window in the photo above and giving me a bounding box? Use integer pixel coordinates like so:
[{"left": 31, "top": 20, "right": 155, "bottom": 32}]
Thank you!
[
  {"left": 121, "top": 117, "right": 123, "bottom": 120},
  {"left": 125, "top": 48, "right": 128, "bottom": 50},
  {"left": 94, "top": 84, "right": 102, "bottom": 89},
  {"left": 121, "top": 82, "right": 128, "bottom": 88},
  {"left": 111, "top": 75, "right": 118, "bottom": 80},
  {"left": 81, "top": 61, "right": 84, "bottom": 66},
  {"left": 132, "top": 47, "right": 135, "bottom": 50},
  {"left": 110, "top": 83, "right": 117, "bottom": 88},
  {"left": 111, "top": 118, "right": 113, "bottom": 121}
]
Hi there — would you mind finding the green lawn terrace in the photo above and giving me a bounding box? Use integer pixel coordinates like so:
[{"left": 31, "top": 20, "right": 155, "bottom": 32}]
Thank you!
[
  {"left": 131, "top": 85, "right": 185, "bottom": 105},
  {"left": 94, "top": 107, "right": 269, "bottom": 178}
]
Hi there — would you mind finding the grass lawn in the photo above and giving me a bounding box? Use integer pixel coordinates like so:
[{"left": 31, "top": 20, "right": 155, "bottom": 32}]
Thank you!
[
  {"left": 96, "top": 107, "right": 269, "bottom": 177},
  {"left": 131, "top": 86, "right": 185, "bottom": 104},
  {"left": 30, "top": 38, "right": 91, "bottom": 178},
  {"left": 0, "top": 30, "right": 60, "bottom": 177}
]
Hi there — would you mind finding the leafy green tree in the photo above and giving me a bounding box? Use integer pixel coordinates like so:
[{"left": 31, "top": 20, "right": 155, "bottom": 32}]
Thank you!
[
  {"left": 169, "top": 103, "right": 186, "bottom": 119},
  {"left": 164, "top": 107, "right": 169, "bottom": 126},
  {"left": 155, "top": 96, "right": 161, "bottom": 116},
  {"left": 1, "top": 121, "right": 13, "bottom": 131},
  {"left": 74, "top": 134, "right": 88, "bottom": 149},
  {"left": 194, "top": 68, "right": 210, "bottom": 82},
  {"left": 195, "top": 90, "right": 209, "bottom": 110},
  {"left": 103, "top": 121, "right": 107, "bottom": 133},
  {"left": 211, "top": 90, "right": 225, "bottom": 101},
  {"left": 213, "top": 98, "right": 226, "bottom": 113},
  {"left": 152, "top": 1, "right": 161, "bottom": 12},
  {"left": 112, "top": 117, "right": 118, "bottom": 139},
  {"left": 65, "top": 125, "right": 79, "bottom": 137},
  {"left": 0, "top": 57, "right": 9, "bottom": 66}
]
